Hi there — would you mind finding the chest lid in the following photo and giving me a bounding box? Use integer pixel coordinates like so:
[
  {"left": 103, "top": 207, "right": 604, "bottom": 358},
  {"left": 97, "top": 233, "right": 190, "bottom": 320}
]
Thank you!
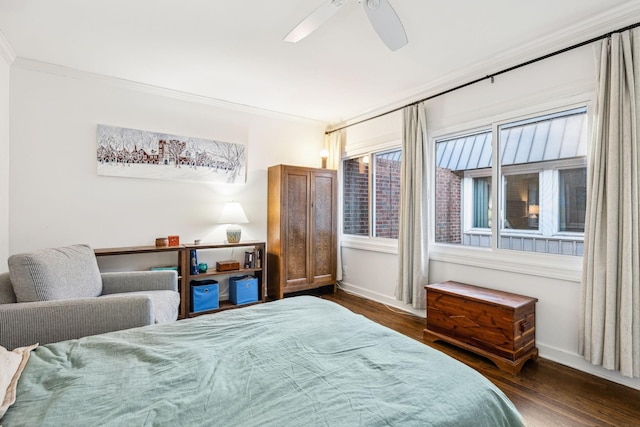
[{"left": 426, "top": 281, "right": 537, "bottom": 309}]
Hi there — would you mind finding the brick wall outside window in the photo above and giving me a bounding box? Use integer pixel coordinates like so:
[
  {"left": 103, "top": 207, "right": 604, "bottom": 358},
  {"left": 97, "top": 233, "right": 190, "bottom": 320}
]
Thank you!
[
  {"left": 435, "top": 167, "right": 462, "bottom": 243},
  {"left": 343, "top": 158, "right": 369, "bottom": 236},
  {"left": 374, "top": 157, "right": 401, "bottom": 238}
]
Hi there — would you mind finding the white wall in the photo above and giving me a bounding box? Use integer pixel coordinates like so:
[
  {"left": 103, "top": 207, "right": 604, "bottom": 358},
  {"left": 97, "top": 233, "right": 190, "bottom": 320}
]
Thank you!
[
  {"left": 340, "top": 44, "right": 640, "bottom": 391},
  {"left": 8, "top": 60, "right": 326, "bottom": 258},
  {"left": 0, "top": 36, "right": 12, "bottom": 271}
]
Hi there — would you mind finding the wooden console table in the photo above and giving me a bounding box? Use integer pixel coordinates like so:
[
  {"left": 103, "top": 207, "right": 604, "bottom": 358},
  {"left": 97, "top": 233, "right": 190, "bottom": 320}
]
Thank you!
[
  {"left": 423, "top": 281, "right": 538, "bottom": 374},
  {"left": 95, "top": 242, "right": 266, "bottom": 320}
]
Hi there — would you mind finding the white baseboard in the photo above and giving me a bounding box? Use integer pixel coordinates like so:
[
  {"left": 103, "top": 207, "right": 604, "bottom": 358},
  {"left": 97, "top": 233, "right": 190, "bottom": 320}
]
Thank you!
[
  {"left": 340, "top": 281, "right": 640, "bottom": 392},
  {"left": 537, "top": 343, "right": 640, "bottom": 391},
  {"left": 338, "top": 281, "right": 426, "bottom": 318}
]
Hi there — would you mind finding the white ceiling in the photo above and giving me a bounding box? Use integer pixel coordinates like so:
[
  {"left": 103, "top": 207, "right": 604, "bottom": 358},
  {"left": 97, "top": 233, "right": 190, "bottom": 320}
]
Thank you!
[{"left": 1, "top": 0, "right": 639, "bottom": 126}]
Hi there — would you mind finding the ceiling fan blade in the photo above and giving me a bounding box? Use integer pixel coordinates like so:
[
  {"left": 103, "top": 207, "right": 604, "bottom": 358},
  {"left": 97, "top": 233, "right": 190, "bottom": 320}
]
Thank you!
[
  {"left": 284, "top": 0, "right": 346, "bottom": 43},
  {"left": 362, "top": 0, "right": 408, "bottom": 51}
]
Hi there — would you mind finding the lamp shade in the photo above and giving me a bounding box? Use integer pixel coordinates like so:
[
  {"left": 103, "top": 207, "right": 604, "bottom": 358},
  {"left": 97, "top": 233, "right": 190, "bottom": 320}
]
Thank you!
[
  {"left": 218, "top": 202, "right": 249, "bottom": 224},
  {"left": 218, "top": 202, "right": 249, "bottom": 244},
  {"left": 320, "top": 148, "right": 329, "bottom": 168}
]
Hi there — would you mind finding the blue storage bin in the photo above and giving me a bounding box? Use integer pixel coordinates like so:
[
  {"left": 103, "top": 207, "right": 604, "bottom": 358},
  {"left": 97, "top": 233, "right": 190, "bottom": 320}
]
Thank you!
[
  {"left": 191, "top": 279, "right": 219, "bottom": 312},
  {"left": 229, "top": 276, "right": 258, "bottom": 305}
]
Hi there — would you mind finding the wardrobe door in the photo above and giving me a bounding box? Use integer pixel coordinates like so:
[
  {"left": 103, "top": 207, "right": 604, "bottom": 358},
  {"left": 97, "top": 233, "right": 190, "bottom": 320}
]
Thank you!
[
  {"left": 284, "top": 169, "right": 310, "bottom": 289},
  {"left": 310, "top": 170, "right": 337, "bottom": 285}
]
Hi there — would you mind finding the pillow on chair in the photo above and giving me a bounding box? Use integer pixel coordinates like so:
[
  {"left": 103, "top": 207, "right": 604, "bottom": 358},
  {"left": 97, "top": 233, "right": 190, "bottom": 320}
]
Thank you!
[{"left": 8, "top": 244, "right": 103, "bottom": 302}]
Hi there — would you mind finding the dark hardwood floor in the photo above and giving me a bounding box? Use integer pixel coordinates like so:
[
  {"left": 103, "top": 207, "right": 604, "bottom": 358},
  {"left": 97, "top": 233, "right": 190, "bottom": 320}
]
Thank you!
[{"left": 313, "top": 288, "right": 640, "bottom": 427}]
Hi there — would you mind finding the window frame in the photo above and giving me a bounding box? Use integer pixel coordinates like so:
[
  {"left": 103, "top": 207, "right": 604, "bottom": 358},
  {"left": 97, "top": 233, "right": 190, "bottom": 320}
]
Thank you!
[
  {"left": 429, "top": 100, "right": 590, "bottom": 281},
  {"left": 494, "top": 107, "right": 588, "bottom": 250}
]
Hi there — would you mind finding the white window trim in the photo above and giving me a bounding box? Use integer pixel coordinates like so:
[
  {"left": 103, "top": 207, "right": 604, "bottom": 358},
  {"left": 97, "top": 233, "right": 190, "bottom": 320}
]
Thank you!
[
  {"left": 341, "top": 234, "right": 399, "bottom": 254},
  {"left": 429, "top": 243, "right": 583, "bottom": 282},
  {"left": 344, "top": 136, "right": 400, "bottom": 158}
]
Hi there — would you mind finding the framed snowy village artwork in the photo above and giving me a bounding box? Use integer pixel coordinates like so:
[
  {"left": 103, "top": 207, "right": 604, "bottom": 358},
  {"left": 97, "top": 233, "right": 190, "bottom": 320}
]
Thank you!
[{"left": 96, "top": 125, "right": 246, "bottom": 184}]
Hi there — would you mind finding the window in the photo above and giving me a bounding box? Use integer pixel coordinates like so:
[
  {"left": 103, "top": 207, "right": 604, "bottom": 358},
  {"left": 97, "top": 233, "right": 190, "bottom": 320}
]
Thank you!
[
  {"left": 434, "top": 106, "right": 588, "bottom": 256},
  {"left": 435, "top": 131, "right": 491, "bottom": 246},
  {"left": 559, "top": 168, "right": 586, "bottom": 232},
  {"left": 343, "top": 149, "right": 401, "bottom": 239},
  {"left": 503, "top": 173, "right": 539, "bottom": 230},
  {"left": 473, "top": 176, "right": 492, "bottom": 229}
]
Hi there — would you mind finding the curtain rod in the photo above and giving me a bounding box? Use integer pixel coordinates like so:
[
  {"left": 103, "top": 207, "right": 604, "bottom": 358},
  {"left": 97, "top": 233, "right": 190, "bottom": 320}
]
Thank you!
[{"left": 326, "top": 20, "right": 640, "bottom": 135}]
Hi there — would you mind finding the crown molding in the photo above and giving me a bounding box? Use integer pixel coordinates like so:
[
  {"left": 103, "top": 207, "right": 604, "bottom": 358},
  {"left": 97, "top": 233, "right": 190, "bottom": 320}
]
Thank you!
[
  {"left": 331, "top": 1, "right": 640, "bottom": 130},
  {"left": 11, "top": 57, "right": 327, "bottom": 127},
  {"left": 0, "top": 30, "right": 16, "bottom": 65}
]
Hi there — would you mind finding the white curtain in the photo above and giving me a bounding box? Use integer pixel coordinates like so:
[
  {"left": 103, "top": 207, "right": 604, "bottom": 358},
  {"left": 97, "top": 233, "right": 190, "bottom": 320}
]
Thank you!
[
  {"left": 325, "top": 129, "right": 343, "bottom": 281},
  {"left": 397, "top": 102, "right": 429, "bottom": 309},
  {"left": 580, "top": 28, "right": 640, "bottom": 378}
]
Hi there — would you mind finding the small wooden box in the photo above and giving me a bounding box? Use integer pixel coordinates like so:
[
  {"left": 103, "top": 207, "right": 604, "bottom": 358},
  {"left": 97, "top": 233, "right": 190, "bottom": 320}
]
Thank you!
[
  {"left": 216, "top": 260, "right": 240, "bottom": 272},
  {"left": 423, "top": 281, "right": 538, "bottom": 374}
]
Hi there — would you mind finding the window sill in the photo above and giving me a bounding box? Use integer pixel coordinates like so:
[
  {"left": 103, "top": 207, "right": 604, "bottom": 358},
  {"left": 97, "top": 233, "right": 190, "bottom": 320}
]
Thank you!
[
  {"left": 340, "top": 235, "right": 398, "bottom": 254},
  {"left": 340, "top": 237, "right": 583, "bottom": 282},
  {"left": 465, "top": 228, "right": 585, "bottom": 241},
  {"left": 429, "top": 244, "right": 582, "bottom": 282}
]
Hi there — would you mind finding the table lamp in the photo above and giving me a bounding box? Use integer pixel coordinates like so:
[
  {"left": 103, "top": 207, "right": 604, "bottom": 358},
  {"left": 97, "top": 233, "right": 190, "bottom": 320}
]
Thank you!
[{"left": 218, "top": 202, "right": 249, "bottom": 243}]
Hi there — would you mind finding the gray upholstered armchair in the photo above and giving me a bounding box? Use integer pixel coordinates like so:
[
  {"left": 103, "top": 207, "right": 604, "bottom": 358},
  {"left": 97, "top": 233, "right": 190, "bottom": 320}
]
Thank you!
[{"left": 0, "top": 244, "right": 180, "bottom": 350}]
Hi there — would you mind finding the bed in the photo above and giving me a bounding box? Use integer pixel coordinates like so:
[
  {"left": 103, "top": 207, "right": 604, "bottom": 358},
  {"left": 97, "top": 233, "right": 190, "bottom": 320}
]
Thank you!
[{"left": 2, "top": 296, "right": 524, "bottom": 426}]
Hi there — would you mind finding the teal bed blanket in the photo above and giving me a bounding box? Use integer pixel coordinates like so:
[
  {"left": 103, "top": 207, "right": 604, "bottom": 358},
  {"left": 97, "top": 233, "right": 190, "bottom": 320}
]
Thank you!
[{"left": 3, "top": 296, "right": 523, "bottom": 426}]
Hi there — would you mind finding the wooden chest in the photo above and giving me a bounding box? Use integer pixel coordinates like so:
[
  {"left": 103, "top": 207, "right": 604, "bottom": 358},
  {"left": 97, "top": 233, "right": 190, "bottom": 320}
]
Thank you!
[
  {"left": 423, "top": 281, "right": 538, "bottom": 374},
  {"left": 216, "top": 260, "right": 240, "bottom": 272}
]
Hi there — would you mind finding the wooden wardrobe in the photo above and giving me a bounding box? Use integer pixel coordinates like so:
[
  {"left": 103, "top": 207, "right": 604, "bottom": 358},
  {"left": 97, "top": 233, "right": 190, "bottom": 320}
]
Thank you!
[{"left": 267, "top": 165, "right": 337, "bottom": 299}]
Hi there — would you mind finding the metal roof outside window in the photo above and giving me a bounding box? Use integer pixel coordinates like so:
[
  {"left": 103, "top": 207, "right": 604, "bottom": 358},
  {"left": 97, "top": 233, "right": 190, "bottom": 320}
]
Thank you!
[{"left": 435, "top": 107, "right": 587, "bottom": 171}]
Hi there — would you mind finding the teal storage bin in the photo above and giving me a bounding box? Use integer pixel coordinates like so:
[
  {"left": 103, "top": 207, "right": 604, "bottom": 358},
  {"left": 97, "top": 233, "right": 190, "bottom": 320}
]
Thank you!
[{"left": 229, "top": 276, "right": 258, "bottom": 305}]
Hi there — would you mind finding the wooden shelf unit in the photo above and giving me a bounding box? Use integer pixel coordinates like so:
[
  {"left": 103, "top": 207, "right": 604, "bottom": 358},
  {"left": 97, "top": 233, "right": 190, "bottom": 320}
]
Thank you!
[
  {"left": 182, "top": 242, "right": 266, "bottom": 318},
  {"left": 94, "top": 241, "right": 266, "bottom": 319},
  {"left": 94, "top": 245, "right": 186, "bottom": 257}
]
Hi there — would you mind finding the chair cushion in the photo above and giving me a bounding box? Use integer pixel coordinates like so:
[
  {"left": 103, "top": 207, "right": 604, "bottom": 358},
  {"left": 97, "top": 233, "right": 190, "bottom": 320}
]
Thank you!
[
  {"left": 8, "top": 245, "right": 103, "bottom": 303},
  {"left": 120, "top": 290, "right": 180, "bottom": 324}
]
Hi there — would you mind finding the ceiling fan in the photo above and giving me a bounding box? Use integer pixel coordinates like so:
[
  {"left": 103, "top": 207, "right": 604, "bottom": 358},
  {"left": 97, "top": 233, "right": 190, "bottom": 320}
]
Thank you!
[{"left": 284, "top": 0, "right": 408, "bottom": 51}]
